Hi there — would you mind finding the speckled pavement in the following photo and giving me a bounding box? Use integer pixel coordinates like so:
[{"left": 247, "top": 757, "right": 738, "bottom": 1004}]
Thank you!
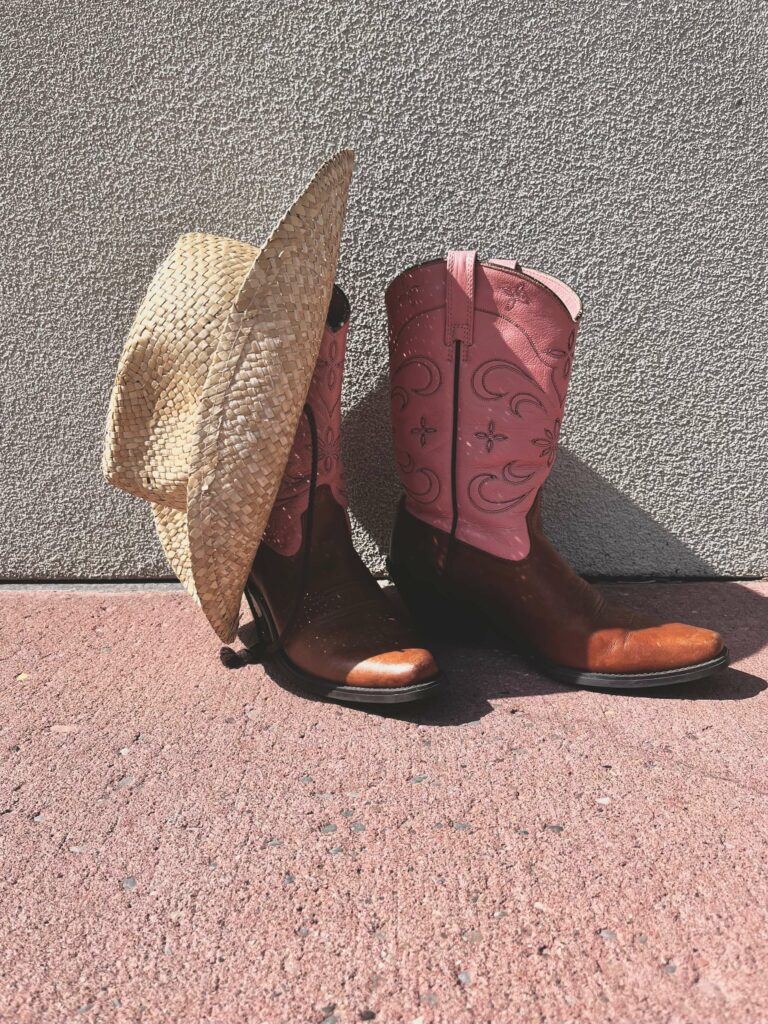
[{"left": 1, "top": 582, "right": 766, "bottom": 1024}]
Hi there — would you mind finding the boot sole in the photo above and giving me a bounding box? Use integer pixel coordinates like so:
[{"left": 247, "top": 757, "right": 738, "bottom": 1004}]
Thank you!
[
  {"left": 529, "top": 650, "right": 730, "bottom": 690},
  {"left": 244, "top": 583, "right": 443, "bottom": 706},
  {"left": 265, "top": 648, "right": 443, "bottom": 704},
  {"left": 388, "top": 559, "right": 730, "bottom": 692}
]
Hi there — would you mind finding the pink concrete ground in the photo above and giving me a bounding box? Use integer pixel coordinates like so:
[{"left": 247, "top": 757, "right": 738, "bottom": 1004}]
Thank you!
[{"left": 1, "top": 582, "right": 767, "bottom": 1024}]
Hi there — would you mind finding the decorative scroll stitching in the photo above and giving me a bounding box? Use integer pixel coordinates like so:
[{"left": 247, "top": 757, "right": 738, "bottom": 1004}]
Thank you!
[
  {"left": 391, "top": 356, "right": 442, "bottom": 411},
  {"left": 500, "top": 281, "right": 530, "bottom": 310},
  {"left": 397, "top": 453, "right": 441, "bottom": 505}
]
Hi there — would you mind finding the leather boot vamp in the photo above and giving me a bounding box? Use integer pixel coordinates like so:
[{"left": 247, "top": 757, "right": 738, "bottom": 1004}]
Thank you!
[{"left": 253, "top": 487, "right": 439, "bottom": 687}]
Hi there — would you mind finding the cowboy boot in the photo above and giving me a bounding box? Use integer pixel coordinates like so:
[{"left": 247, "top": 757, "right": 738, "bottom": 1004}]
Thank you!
[
  {"left": 386, "top": 251, "right": 728, "bottom": 690},
  {"left": 244, "top": 285, "right": 442, "bottom": 704}
]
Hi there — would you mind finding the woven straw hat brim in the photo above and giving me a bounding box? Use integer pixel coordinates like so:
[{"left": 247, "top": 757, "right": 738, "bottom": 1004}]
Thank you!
[
  {"left": 187, "top": 151, "right": 354, "bottom": 640},
  {"left": 103, "top": 150, "right": 355, "bottom": 642}
]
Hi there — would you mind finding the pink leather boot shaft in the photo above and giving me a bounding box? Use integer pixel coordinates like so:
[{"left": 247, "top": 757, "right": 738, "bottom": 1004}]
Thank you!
[
  {"left": 262, "top": 286, "right": 350, "bottom": 556},
  {"left": 386, "top": 253, "right": 582, "bottom": 560}
]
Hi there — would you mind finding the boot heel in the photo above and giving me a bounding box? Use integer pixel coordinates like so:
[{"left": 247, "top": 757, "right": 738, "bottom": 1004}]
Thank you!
[{"left": 387, "top": 558, "right": 487, "bottom": 643}]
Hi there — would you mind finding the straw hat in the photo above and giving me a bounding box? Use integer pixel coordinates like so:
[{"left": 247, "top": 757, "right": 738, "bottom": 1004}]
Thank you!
[{"left": 103, "top": 150, "right": 355, "bottom": 642}]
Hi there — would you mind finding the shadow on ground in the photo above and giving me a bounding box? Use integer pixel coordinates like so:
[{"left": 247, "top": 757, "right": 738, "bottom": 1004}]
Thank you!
[{"left": 379, "top": 581, "right": 766, "bottom": 725}]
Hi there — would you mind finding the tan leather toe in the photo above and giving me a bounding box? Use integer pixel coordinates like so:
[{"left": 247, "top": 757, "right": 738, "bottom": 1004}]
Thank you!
[
  {"left": 642, "top": 624, "right": 724, "bottom": 670},
  {"left": 588, "top": 624, "right": 724, "bottom": 674},
  {"left": 345, "top": 648, "right": 439, "bottom": 688}
]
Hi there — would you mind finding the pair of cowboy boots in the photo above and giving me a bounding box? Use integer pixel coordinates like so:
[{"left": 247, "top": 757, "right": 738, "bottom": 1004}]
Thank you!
[{"left": 242, "top": 251, "right": 727, "bottom": 704}]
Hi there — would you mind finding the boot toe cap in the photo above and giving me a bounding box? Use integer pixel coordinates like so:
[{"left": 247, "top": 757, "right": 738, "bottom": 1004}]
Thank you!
[
  {"left": 591, "top": 623, "right": 724, "bottom": 674},
  {"left": 645, "top": 623, "right": 724, "bottom": 670},
  {"left": 345, "top": 647, "right": 440, "bottom": 688}
]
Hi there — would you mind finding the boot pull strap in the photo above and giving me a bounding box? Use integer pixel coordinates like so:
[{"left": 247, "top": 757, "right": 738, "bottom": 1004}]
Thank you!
[
  {"left": 445, "top": 250, "right": 477, "bottom": 361},
  {"left": 487, "top": 257, "right": 522, "bottom": 273}
]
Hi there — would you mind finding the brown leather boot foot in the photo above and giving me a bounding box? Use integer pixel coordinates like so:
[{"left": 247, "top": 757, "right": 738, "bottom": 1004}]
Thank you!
[
  {"left": 247, "top": 565, "right": 442, "bottom": 704},
  {"left": 246, "top": 287, "right": 442, "bottom": 706},
  {"left": 390, "top": 501, "right": 728, "bottom": 692},
  {"left": 246, "top": 568, "right": 441, "bottom": 704},
  {"left": 385, "top": 252, "right": 728, "bottom": 693}
]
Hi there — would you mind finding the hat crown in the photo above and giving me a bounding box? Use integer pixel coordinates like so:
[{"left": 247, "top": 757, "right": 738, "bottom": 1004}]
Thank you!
[{"left": 104, "top": 233, "right": 258, "bottom": 508}]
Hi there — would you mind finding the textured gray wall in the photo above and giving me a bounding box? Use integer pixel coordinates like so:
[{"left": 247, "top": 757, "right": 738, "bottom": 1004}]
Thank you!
[{"left": 1, "top": 0, "right": 766, "bottom": 581}]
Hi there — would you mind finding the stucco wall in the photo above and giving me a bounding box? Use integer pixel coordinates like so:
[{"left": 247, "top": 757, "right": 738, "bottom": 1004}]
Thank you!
[{"left": 1, "top": 0, "right": 765, "bottom": 580}]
